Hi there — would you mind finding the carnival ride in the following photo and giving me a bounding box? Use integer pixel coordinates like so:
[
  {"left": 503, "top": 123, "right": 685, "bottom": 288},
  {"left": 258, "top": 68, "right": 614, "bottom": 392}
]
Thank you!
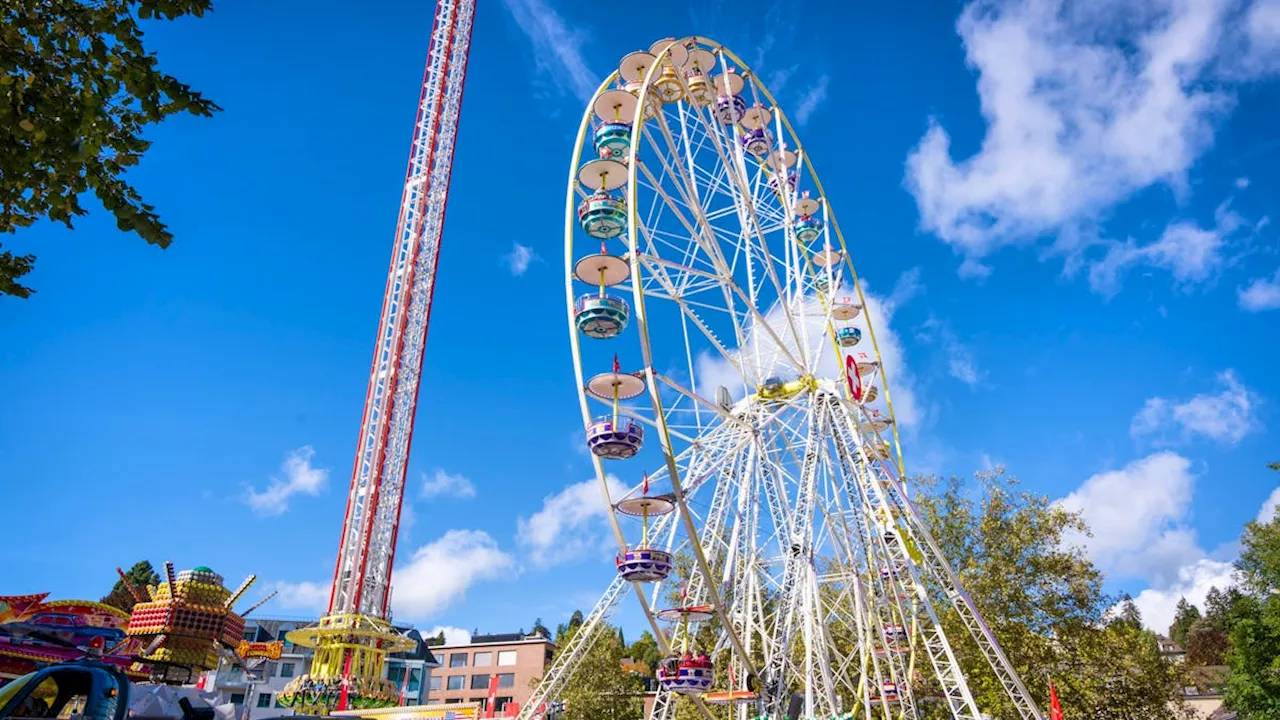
[
  {"left": 279, "top": 0, "right": 476, "bottom": 713},
  {"left": 507, "top": 37, "right": 1049, "bottom": 720},
  {"left": 0, "top": 564, "right": 274, "bottom": 720}
]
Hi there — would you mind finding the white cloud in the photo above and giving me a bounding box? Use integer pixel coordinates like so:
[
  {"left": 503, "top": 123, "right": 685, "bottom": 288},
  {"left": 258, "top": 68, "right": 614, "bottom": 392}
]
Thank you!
[
  {"left": 1059, "top": 452, "right": 1200, "bottom": 587},
  {"left": 271, "top": 580, "right": 331, "bottom": 615},
  {"left": 1088, "top": 203, "right": 1244, "bottom": 296},
  {"left": 500, "top": 0, "right": 598, "bottom": 102},
  {"left": 1258, "top": 486, "right": 1280, "bottom": 523},
  {"left": 425, "top": 626, "right": 472, "bottom": 645},
  {"left": 1130, "top": 370, "right": 1261, "bottom": 445},
  {"left": 516, "top": 475, "right": 627, "bottom": 567},
  {"left": 421, "top": 469, "right": 477, "bottom": 499},
  {"left": 1236, "top": 176, "right": 1251, "bottom": 188},
  {"left": 1130, "top": 558, "right": 1237, "bottom": 635},
  {"left": 504, "top": 243, "right": 536, "bottom": 276},
  {"left": 916, "top": 315, "right": 985, "bottom": 388},
  {"left": 1238, "top": 269, "right": 1280, "bottom": 311},
  {"left": 390, "top": 530, "right": 515, "bottom": 620},
  {"left": 244, "top": 447, "right": 329, "bottom": 516},
  {"left": 903, "top": 0, "right": 1256, "bottom": 284},
  {"left": 794, "top": 74, "right": 829, "bottom": 126}
]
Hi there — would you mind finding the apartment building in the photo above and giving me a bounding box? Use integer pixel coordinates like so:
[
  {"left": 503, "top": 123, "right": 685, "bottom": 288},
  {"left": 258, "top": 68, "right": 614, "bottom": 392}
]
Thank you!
[
  {"left": 422, "top": 631, "right": 555, "bottom": 715},
  {"left": 204, "top": 617, "right": 437, "bottom": 718}
]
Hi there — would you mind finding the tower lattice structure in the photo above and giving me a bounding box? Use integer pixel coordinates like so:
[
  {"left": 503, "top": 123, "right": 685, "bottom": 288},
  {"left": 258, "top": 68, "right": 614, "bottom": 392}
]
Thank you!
[{"left": 282, "top": 0, "right": 476, "bottom": 713}]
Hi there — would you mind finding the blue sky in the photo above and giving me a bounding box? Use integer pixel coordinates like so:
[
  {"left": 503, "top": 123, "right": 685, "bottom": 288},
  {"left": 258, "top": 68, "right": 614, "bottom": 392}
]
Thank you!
[{"left": 2, "top": 0, "right": 1279, "bottom": 640}]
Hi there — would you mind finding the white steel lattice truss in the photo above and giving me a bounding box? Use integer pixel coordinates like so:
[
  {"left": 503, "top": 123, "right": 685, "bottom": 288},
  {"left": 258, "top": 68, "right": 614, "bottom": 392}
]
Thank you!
[
  {"left": 329, "top": 0, "right": 475, "bottom": 619},
  {"left": 521, "top": 37, "right": 1046, "bottom": 720}
]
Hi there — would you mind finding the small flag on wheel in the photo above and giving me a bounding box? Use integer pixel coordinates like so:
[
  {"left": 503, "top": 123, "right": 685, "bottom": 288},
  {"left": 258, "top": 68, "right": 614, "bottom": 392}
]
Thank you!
[
  {"left": 642, "top": 473, "right": 649, "bottom": 495},
  {"left": 613, "top": 353, "right": 621, "bottom": 374}
]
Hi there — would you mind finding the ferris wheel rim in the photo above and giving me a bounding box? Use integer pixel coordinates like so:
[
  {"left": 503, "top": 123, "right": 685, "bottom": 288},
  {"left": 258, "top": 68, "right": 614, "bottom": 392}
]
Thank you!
[{"left": 564, "top": 35, "right": 914, "bottom": 706}]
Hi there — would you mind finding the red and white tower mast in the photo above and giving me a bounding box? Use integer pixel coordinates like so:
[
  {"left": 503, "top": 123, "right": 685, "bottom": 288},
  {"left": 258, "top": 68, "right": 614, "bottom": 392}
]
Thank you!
[{"left": 283, "top": 0, "right": 476, "bottom": 712}]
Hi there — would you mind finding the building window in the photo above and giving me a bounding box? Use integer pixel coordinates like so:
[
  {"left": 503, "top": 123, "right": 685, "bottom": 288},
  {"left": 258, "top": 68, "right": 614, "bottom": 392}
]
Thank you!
[
  {"left": 495, "top": 697, "right": 513, "bottom": 712},
  {"left": 497, "top": 673, "right": 515, "bottom": 689},
  {"left": 429, "top": 676, "right": 442, "bottom": 691},
  {"left": 408, "top": 668, "right": 422, "bottom": 692},
  {"left": 266, "top": 662, "right": 277, "bottom": 678},
  {"left": 229, "top": 694, "right": 245, "bottom": 706},
  {"left": 445, "top": 699, "right": 462, "bottom": 705},
  {"left": 277, "top": 630, "right": 288, "bottom": 642},
  {"left": 472, "top": 698, "right": 488, "bottom": 710},
  {"left": 256, "top": 694, "right": 272, "bottom": 708},
  {"left": 447, "top": 675, "right": 465, "bottom": 691},
  {"left": 387, "top": 665, "right": 406, "bottom": 684},
  {"left": 280, "top": 663, "right": 295, "bottom": 678},
  {"left": 470, "top": 674, "right": 490, "bottom": 690},
  {"left": 242, "top": 629, "right": 256, "bottom": 641},
  {"left": 474, "top": 651, "right": 492, "bottom": 667},
  {"left": 497, "top": 650, "right": 517, "bottom": 666},
  {"left": 449, "top": 652, "right": 467, "bottom": 668}
]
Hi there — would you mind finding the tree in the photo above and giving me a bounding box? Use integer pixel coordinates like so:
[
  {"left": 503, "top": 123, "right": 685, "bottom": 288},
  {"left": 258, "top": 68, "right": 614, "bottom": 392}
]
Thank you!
[
  {"left": 1168, "top": 597, "right": 1201, "bottom": 647},
  {"left": 101, "top": 560, "right": 159, "bottom": 612},
  {"left": 1183, "top": 618, "right": 1228, "bottom": 666},
  {"left": 554, "top": 624, "right": 643, "bottom": 720},
  {"left": 1, "top": 0, "right": 220, "bottom": 299},
  {"left": 626, "top": 631, "right": 661, "bottom": 678},
  {"left": 1223, "top": 513, "right": 1280, "bottom": 718},
  {"left": 532, "top": 617, "right": 549, "bottom": 638},
  {"left": 912, "top": 470, "right": 1191, "bottom": 720}
]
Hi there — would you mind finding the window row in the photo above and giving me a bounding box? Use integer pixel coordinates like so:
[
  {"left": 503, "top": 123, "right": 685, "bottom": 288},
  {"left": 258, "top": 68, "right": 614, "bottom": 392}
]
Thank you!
[
  {"left": 448, "top": 650, "right": 518, "bottom": 668},
  {"left": 439, "top": 673, "right": 515, "bottom": 691}
]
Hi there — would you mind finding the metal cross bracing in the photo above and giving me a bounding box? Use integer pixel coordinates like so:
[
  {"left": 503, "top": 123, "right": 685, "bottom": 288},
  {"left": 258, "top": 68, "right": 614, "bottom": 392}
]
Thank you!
[{"left": 328, "top": 0, "right": 477, "bottom": 620}]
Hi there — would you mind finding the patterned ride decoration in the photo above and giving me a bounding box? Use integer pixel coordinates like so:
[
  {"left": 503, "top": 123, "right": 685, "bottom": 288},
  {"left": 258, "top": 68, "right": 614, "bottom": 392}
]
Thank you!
[
  {"left": 593, "top": 123, "right": 631, "bottom": 161},
  {"left": 794, "top": 214, "right": 823, "bottom": 243},
  {"left": 740, "top": 127, "right": 772, "bottom": 156},
  {"left": 837, "top": 327, "right": 862, "bottom": 347},
  {"left": 577, "top": 190, "right": 628, "bottom": 240},
  {"left": 575, "top": 294, "right": 630, "bottom": 340},
  {"left": 658, "top": 656, "right": 715, "bottom": 695},
  {"left": 616, "top": 547, "right": 674, "bottom": 582},
  {"left": 586, "top": 416, "right": 645, "bottom": 459},
  {"left": 125, "top": 566, "right": 252, "bottom": 676}
]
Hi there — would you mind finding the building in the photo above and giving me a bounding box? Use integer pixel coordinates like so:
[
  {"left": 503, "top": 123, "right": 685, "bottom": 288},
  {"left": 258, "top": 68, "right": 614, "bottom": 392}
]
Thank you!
[
  {"left": 1157, "top": 635, "right": 1231, "bottom": 720},
  {"left": 203, "top": 617, "right": 438, "bottom": 718},
  {"left": 422, "top": 630, "right": 555, "bottom": 715}
]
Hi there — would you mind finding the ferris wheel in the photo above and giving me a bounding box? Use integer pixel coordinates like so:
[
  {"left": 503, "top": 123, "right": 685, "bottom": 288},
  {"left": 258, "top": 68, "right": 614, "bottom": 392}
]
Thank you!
[{"left": 523, "top": 37, "right": 1046, "bottom": 720}]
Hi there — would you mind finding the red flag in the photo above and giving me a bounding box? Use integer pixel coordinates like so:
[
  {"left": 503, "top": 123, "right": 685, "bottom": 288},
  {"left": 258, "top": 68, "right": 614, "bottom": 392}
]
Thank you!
[
  {"left": 613, "top": 353, "right": 621, "bottom": 374},
  {"left": 1049, "top": 680, "right": 1064, "bottom": 720},
  {"left": 642, "top": 473, "right": 649, "bottom": 495}
]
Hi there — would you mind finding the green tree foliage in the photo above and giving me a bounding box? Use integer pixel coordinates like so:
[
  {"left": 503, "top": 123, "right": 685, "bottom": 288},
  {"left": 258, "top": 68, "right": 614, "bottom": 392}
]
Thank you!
[
  {"left": 912, "top": 470, "right": 1191, "bottom": 720},
  {"left": 1183, "top": 618, "right": 1228, "bottom": 666},
  {"left": 100, "top": 559, "right": 159, "bottom": 612},
  {"left": 532, "top": 617, "right": 549, "bottom": 638},
  {"left": 555, "top": 624, "right": 643, "bottom": 720},
  {"left": 1223, "top": 513, "right": 1280, "bottom": 718},
  {"left": 1169, "top": 597, "right": 1202, "bottom": 647},
  {"left": 626, "top": 630, "right": 661, "bottom": 677},
  {"left": 1, "top": 0, "right": 220, "bottom": 299}
]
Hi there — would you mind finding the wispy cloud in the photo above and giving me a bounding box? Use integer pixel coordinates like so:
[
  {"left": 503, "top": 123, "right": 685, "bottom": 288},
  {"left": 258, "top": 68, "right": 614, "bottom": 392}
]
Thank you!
[
  {"left": 421, "top": 469, "right": 477, "bottom": 499},
  {"left": 1088, "top": 202, "right": 1245, "bottom": 297},
  {"left": 244, "top": 446, "right": 328, "bottom": 516},
  {"left": 271, "top": 580, "right": 331, "bottom": 614},
  {"left": 517, "top": 475, "right": 626, "bottom": 567},
  {"left": 504, "top": 243, "right": 537, "bottom": 276},
  {"left": 904, "top": 0, "right": 1278, "bottom": 287},
  {"left": 1131, "top": 370, "right": 1262, "bottom": 446},
  {"left": 390, "top": 530, "right": 515, "bottom": 619},
  {"left": 915, "top": 315, "right": 985, "bottom": 389},
  {"left": 1238, "top": 268, "right": 1280, "bottom": 311},
  {"left": 794, "top": 74, "right": 829, "bottom": 126},
  {"left": 500, "top": 0, "right": 597, "bottom": 102}
]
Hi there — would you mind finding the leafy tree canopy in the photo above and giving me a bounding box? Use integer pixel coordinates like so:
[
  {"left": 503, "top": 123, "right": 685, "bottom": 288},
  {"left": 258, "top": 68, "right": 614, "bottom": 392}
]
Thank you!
[
  {"left": 554, "top": 624, "right": 643, "bottom": 720},
  {"left": 100, "top": 559, "right": 159, "bottom": 612},
  {"left": 1223, "top": 510, "right": 1280, "bottom": 717},
  {"left": 912, "top": 470, "right": 1191, "bottom": 720},
  {"left": 1169, "top": 597, "right": 1201, "bottom": 647},
  {"left": 1, "top": 0, "right": 219, "bottom": 298}
]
